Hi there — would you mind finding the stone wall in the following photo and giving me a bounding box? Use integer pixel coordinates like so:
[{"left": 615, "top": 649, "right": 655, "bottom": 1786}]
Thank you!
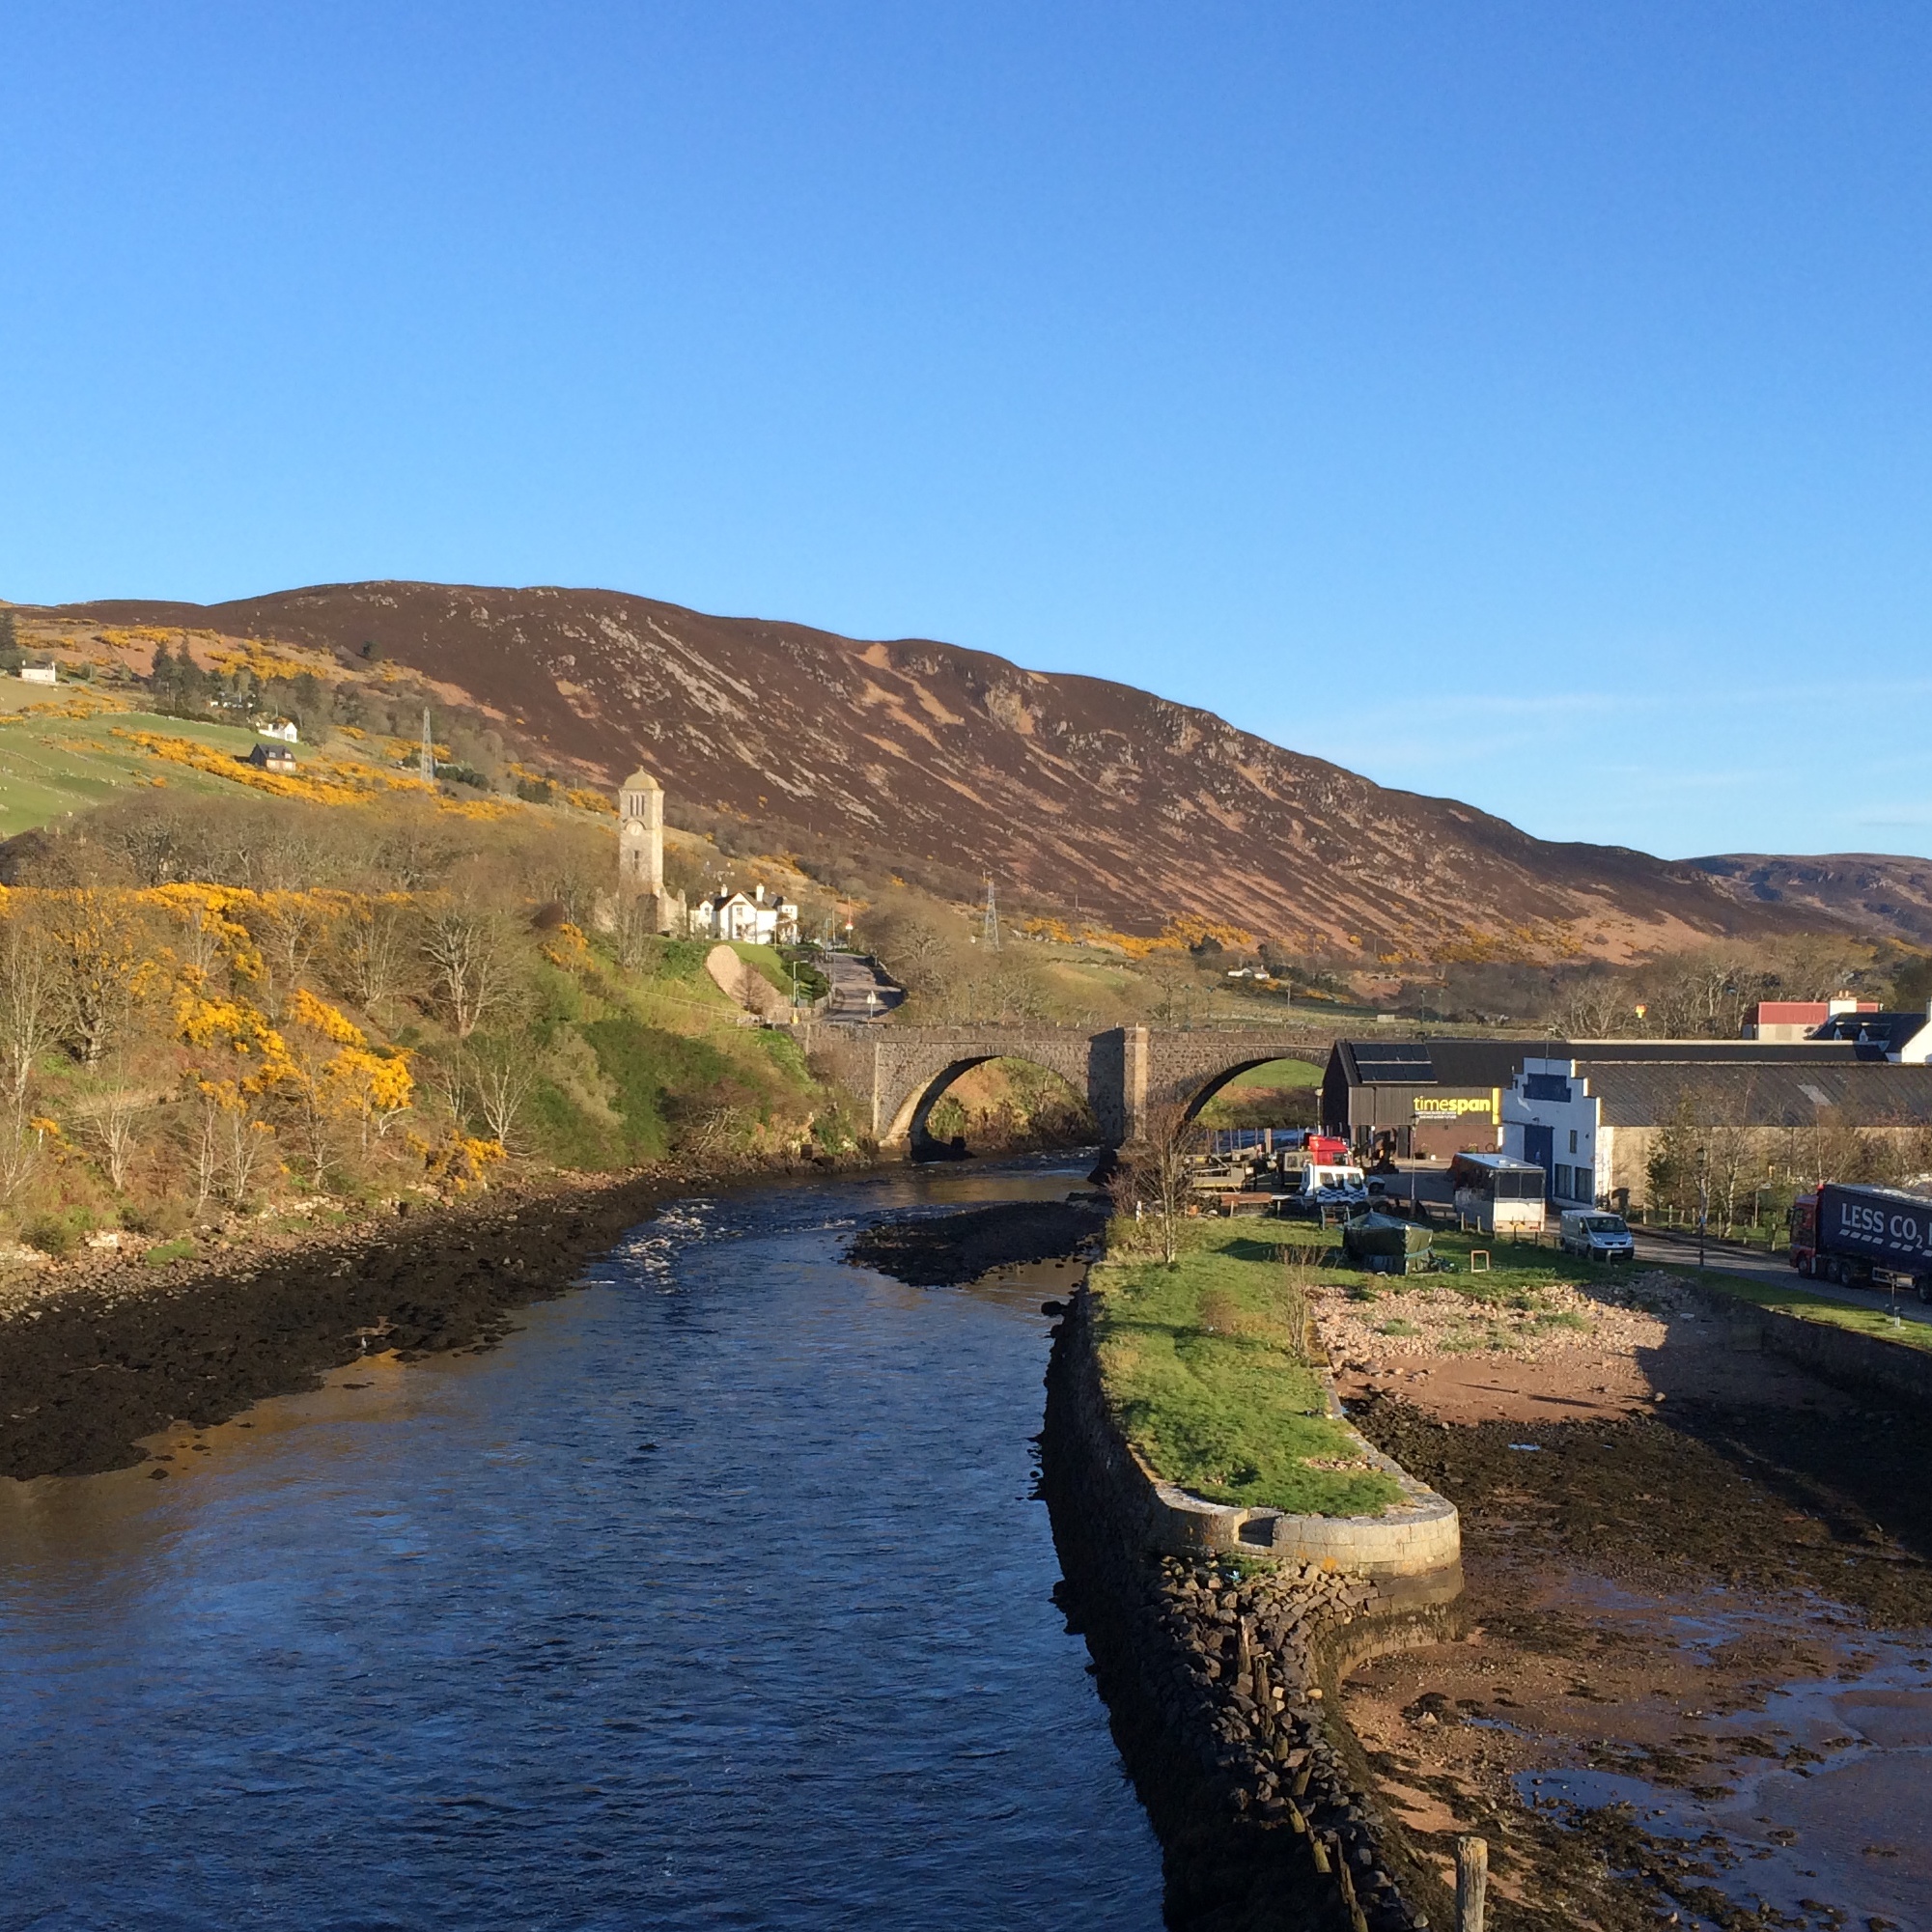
[
  {"left": 1682, "top": 1274, "right": 1932, "bottom": 1404},
  {"left": 1042, "top": 1288, "right": 1463, "bottom": 1932}
]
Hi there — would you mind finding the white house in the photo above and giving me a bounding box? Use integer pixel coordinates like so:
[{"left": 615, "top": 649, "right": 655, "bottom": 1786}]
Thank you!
[
  {"left": 1500, "top": 1056, "right": 1605, "bottom": 1209},
  {"left": 17, "top": 663, "right": 57, "bottom": 686},
  {"left": 689, "top": 883, "right": 799, "bottom": 946},
  {"left": 257, "top": 717, "right": 299, "bottom": 742}
]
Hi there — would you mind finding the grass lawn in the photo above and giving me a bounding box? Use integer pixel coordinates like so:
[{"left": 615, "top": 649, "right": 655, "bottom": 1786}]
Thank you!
[
  {"left": 1092, "top": 1222, "right": 1403, "bottom": 1518},
  {"left": 728, "top": 941, "right": 796, "bottom": 998},
  {"left": 1210, "top": 1057, "right": 1325, "bottom": 1091}
]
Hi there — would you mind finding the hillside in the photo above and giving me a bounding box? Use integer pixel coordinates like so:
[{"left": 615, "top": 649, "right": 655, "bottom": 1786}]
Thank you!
[
  {"left": 17, "top": 580, "right": 1847, "bottom": 961},
  {"left": 1691, "top": 853, "right": 1932, "bottom": 948}
]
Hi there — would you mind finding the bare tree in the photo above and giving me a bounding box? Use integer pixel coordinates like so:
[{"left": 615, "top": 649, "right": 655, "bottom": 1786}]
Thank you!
[
  {"left": 71, "top": 1073, "right": 151, "bottom": 1192},
  {"left": 254, "top": 894, "right": 337, "bottom": 1016},
  {"left": 1549, "top": 975, "right": 1628, "bottom": 1039},
  {"left": 465, "top": 1036, "right": 538, "bottom": 1150},
  {"left": 422, "top": 909, "right": 521, "bottom": 1040},
  {"left": 1110, "top": 1101, "right": 1206, "bottom": 1266},
  {"left": 330, "top": 899, "right": 415, "bottom": 1016},
  {"left": 0, "top": 914, "right": 57, "bottom": 1120}
]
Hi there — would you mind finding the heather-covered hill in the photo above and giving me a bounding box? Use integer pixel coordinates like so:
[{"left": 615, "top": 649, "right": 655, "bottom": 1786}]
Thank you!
[
  {"left": 1691, "top": 853, "right": 1932, "bottom": 948},
  {"left": 39, "top": 581, "right": 1830, "bottom": 959}
]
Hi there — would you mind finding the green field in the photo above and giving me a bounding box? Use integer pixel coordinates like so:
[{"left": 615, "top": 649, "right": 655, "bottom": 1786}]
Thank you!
[
  {"left": 0, "top": 709, "right": 325, "bottom": 837},
  {"left": 1211, "top": 1057, "right": 1324, "bottom": 1090}
]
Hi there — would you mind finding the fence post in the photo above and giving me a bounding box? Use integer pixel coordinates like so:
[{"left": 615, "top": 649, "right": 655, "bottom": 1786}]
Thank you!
[{"left": 1456, "top": 1834, "right": 1488, "bottom": 1932}]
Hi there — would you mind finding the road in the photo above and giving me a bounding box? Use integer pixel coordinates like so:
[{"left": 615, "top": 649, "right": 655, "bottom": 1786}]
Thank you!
[{"left": 822, "top": 950, "right": 906, "bottom": 1022}]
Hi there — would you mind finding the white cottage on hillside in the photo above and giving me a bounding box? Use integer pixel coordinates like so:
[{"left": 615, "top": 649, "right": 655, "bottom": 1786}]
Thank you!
[{"left": 689, "top": 884, "right": 799, "bottom": 946}]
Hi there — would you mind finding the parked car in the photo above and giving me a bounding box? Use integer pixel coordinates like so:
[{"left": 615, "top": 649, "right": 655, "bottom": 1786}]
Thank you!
[{"left": 1559, "top": 1210, "right": 1634, "bottom": 1263}]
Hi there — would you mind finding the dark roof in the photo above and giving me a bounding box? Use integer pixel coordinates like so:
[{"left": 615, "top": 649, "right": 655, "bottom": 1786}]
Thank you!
[
  {"left": 1333, "top": 1039, "right": 1544, "bottom": 1090},
  {"left": 1808, "top": 1010, "right": 1931, "bottom": 1057},
  {"left": 1342, "top": 1041, "right": 1436, "bottom": 1083},
  {"left": 1570, "top": 1057, "right": 1932, "bottom": 1129},
  {"left": 1332, "top": 1035, "right": 1867, "bottom": 1093}
]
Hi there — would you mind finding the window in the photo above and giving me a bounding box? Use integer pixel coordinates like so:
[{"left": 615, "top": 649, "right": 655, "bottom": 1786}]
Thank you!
[
  {"left": 1568, "top": 1129, "right": 1579, "bottom": 1154},
  {"left": 1554, "top": 1164, "right": 1573, "bottom": 1198},
  {"left": 1524, "top": 1073, "right": 1572, "bottom": 1102}
]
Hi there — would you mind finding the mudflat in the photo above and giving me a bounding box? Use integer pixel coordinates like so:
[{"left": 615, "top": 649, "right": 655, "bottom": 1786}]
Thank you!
[{"left": 1341, "top": 1272, "right": 1932, "bottom": 1932}]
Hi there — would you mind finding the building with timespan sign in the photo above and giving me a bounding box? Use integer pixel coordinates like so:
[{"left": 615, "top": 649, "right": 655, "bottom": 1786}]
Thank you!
[{"left": 1322, "top": 1034, "right": 1932, "bottom": 1199}]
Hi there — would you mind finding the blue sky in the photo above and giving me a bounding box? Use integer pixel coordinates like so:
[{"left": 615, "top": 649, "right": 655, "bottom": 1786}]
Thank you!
[{"left": 3, "top": 3, "right": 1929, "bottom": 861}]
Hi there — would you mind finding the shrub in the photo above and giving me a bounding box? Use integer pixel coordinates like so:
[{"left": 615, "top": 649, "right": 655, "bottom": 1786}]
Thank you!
[
  {"left": 123, "top": 1197, "right": 190, "bottom": 1239},
  {"left": 25, "top": 1210, "right": 89, "bottom": 1257}
]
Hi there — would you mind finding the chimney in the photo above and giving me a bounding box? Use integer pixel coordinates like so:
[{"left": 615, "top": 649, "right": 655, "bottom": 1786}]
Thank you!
[{"left": 755, "top": 883, "right": 766, "bottom": 904}]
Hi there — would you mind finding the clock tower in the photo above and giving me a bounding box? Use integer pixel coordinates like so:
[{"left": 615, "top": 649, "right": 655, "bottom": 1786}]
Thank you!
[{"left": 617, "top": 767, "right": 664, "bottom": 896}]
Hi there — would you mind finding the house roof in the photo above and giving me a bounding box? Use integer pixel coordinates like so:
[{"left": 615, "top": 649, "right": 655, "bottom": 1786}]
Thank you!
[{"left": 1807, "top": 1010, "right": 1931, "bottom": 1057}]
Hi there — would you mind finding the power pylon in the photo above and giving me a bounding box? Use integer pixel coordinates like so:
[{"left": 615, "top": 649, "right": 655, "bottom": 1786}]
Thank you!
[
  {"left": 418, "top": 708, "right": 434, "bottom": 783},
  {"left": 982, "top": 876, "right": 1000, "bottom": 951}
]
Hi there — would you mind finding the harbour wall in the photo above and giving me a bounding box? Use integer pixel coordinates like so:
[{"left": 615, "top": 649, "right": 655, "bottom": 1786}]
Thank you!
[{"left": 1041, "top": 1286, "right": 1467, "bottom": 1932}]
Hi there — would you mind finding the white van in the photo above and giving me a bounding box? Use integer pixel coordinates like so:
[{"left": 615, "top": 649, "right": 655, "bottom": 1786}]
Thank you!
[
  {"left": 1287, "top": 1162, "right": 1370, "bottom": 1212},
  {"left": 1559, "top": 1210, "right": 1635, "bottom": 1263}
]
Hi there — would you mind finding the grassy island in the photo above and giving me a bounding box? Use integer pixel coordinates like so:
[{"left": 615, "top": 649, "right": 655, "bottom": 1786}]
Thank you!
[{"left": 1091, "top": 1222, "right": 1403, "bottom": 1519}]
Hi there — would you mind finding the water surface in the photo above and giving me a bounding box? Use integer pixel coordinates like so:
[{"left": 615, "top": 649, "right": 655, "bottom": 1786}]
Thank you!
[{"left": 0, "top": 1158, "right": 1161, "bottom": 1931}]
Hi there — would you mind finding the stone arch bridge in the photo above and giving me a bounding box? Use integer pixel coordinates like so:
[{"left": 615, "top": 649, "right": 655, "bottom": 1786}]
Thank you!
[{"left": 797, "top": 1022, "right": 1336, "bottom": 1152}]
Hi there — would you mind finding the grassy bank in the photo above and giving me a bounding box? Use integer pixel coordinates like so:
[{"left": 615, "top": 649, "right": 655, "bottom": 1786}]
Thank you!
[
  {"left": 1685, "top": 1269, "right": 1932, "bottom": 1353},
  {"left": 1090, "top": 1221, "right": 1402, "bottom": 1518}
]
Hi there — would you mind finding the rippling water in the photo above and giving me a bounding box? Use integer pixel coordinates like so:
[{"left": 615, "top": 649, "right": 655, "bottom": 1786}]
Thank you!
[{"left": 0, "top": 1159, "right": 1162, "bottom": 1931}]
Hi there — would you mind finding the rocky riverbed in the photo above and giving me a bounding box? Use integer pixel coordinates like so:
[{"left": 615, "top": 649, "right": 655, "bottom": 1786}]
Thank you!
[{"left": 846, "top": 1194, "right": 1107, "bottom": 1286}]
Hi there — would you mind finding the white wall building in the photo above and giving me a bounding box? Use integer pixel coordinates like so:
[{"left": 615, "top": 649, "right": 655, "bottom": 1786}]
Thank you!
[
  {"left": 17, "top": 664, "right": 57, "bottom": 686},
  {"left": 690, "top": 884, "right": 799, "bottom": 946},
  {"left": 257, "top": 717, "right": 299, "bottom": 742},
  {"left": 1500, "top": 1056, "right": 1606, "bottom": 1208}
]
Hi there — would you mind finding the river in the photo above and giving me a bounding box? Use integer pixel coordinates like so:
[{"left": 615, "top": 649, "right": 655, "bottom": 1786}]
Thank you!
[{"left": 0, "top": 1158, "right": 1163, "bottom": 1931}]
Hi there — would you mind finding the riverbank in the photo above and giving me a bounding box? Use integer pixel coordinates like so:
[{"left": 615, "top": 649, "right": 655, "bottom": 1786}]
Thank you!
[
  {"left": 1337, "top": 1270, "right": 1932, "bottom": 1930},
  {"left": 0, "top": 1150, "right": 866, "bottom": 1480}
]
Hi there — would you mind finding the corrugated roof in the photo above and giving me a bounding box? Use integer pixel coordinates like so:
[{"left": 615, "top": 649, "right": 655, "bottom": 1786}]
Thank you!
[
  {"left": 1573, "top": 1058, "right": 1932, "bottom": 1128},
  {"left": 1333, "top": 1036, "right": 1866, "bottom": 1094}
]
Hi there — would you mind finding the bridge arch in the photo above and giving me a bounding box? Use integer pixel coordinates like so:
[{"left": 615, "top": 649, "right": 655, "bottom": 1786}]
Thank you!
[
  {"left": 882, "top": 1053, "right": 1097, "bottom": 1155},
  {"left": 1173, "top": 1053, "right": 1327, "bottom": 1126}
]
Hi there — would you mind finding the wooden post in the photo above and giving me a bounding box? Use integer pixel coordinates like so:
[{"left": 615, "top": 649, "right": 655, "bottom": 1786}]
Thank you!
[{"left": 1456, "top": 1834, "right": 1488, "bottom": 1932}]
